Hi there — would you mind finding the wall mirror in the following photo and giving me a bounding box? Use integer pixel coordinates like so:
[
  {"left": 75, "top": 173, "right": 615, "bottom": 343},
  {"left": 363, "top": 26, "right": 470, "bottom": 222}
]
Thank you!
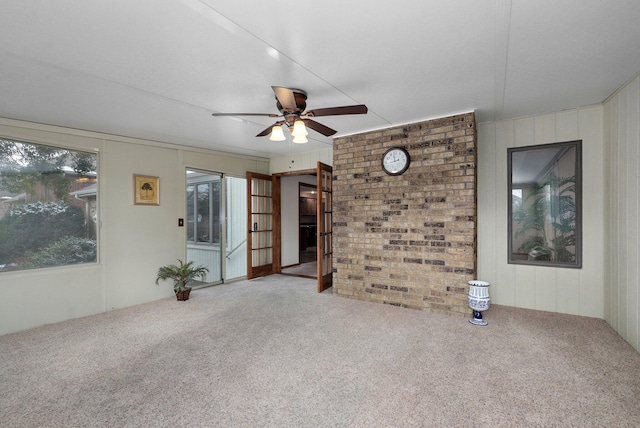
[{"left": 508, "top": 140, "right": 582, "bottom": 268}]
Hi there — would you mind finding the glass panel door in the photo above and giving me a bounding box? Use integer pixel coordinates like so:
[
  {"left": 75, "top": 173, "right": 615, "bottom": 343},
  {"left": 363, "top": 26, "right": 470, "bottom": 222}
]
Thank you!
[{"left": 186, "top": 170, "right": 222, "bottom": 284}]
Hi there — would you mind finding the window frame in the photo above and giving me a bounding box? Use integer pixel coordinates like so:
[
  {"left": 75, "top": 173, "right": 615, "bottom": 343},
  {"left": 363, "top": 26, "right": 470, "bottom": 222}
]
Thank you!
[
  {"left": 186, "top": 176, "right": 221, "bottom": 245},
  {"left": 0, "top": 137, "right": 98, "bottom": 273},
  {"left": 507, "top": 140, "right": 582, "bottom": 268}
]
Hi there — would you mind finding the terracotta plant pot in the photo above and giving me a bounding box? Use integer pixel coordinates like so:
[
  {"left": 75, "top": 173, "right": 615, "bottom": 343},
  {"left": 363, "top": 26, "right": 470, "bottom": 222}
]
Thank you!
[{"left": 175, "top": 288, "right": 191, "bottom": 301}]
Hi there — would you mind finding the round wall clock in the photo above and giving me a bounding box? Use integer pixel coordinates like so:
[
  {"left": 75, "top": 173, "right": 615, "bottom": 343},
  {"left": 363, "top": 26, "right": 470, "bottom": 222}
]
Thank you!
[{"left": 382, "top": 147, "right": 411, "bottom": 175}]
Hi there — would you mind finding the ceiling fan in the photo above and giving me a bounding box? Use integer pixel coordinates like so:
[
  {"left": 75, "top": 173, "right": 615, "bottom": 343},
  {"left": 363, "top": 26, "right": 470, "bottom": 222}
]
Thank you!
[{"left": 211, "top": 86, "right": 368, "bottom": 143}]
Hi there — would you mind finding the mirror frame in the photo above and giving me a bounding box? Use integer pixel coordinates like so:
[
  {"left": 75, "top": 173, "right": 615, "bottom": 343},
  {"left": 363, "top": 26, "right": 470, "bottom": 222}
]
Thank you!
[{"left": 507, "top": 140, "right": 582, "bottom": 268}]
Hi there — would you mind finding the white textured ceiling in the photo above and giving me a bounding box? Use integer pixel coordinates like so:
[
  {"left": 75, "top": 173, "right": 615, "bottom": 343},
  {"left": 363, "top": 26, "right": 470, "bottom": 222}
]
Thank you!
[{"left": 1, "top": 1, "right": 639, "bottom": 159}]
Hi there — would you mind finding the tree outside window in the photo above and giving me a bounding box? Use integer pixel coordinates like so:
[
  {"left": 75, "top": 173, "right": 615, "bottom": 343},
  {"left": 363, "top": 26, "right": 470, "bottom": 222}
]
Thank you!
[
  {"left": 186, "top": 177, "right": 220, "bottom": 245},
  {"left": 0, "top": 139, "right": 97, "bottom": 272}
]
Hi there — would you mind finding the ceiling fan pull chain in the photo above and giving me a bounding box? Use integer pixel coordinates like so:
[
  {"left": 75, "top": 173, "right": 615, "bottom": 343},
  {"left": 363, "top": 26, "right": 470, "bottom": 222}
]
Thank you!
[{"left": 289, "top": 139, "right": 294, "bottom": 169}]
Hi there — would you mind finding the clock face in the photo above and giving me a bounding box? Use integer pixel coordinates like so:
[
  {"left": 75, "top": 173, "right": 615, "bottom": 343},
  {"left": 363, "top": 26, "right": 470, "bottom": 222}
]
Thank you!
[{"left": 382, "top": 147, "right": 410, "bottom": 175}]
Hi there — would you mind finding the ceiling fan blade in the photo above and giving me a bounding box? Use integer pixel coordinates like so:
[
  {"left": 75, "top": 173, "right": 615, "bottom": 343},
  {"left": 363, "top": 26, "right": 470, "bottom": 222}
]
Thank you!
[
  {"left": 304, "top": 104, "right": 368, "bottom": 117},
  {"left": 256, "top": 121, "right": 285, "bottom": 137},
  {"left": 212, "top": 112, "right": 280, "bottom": 117},
  {"left": 271, "top": 86, "right": 298, "bottom": 112},
  {"left": 303, "top": 119, "right": 337, "bottom": 137}
]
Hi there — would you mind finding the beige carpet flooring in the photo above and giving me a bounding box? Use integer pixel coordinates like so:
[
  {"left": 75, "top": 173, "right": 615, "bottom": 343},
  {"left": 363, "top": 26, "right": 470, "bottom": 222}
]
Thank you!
[
  {"left": 1, "top": 274, "right": 639, "bottom": 427},
  {"left": 281, "top": 261, "right": 317, "bottom": 278}
]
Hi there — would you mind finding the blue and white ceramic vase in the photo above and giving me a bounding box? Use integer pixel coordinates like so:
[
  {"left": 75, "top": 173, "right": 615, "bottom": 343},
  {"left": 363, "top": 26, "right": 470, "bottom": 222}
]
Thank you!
[{"left": 468, "top": 280, "right": 490, "bottom": 326}]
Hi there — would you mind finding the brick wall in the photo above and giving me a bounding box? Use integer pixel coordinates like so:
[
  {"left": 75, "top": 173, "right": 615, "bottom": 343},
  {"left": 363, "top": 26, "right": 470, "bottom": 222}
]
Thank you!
[{"left": 332, "top": 112, "right": 477, "bottom": 317}]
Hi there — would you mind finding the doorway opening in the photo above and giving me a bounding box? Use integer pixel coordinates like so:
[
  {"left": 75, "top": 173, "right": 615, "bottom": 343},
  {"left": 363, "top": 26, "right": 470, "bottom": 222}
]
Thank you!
[
  {"left": 186, "top": 169, "right": 247, "bottom": 286},
  {"left": 281, "top": 177, "right": 318, "bottom": 279},
  {"left": 250, "top": 162, "right": 332, "bottom": 292},
  {"left": 298, "top": 183, "right": 317, "bottom": 269}
]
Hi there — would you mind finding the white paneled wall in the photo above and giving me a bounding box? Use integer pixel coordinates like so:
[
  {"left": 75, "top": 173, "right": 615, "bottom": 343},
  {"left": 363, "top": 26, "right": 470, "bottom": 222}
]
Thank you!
[
  {"left": 605, "top": 73, "right": 640, "bottom": 351},
  {"left": 225, "top": 176, "right": 247, "bottom": 280},
  {"left": 187, "top": 244, "right": 221, "bottom": 283},
  {"left": 270, "top": 148, "right": 332, "bottom": 174},
  {"left": 477, "top": 106, "right": 605, "bottom": 318}
]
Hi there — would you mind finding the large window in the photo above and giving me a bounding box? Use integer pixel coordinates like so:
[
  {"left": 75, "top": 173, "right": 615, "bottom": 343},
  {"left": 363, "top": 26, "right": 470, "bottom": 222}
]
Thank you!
[
  {"left": 508, "top": 140, "right": 581, "bottom": 268},
  {"left": 0, "top": 139, "right": 97, "bottom": 272}
]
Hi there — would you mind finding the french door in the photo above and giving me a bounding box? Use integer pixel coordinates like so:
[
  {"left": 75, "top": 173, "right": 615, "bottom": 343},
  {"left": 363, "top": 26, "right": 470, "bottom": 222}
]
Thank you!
[
  {"left": 246, "top": 172, "right": 280, "bottom": 279},
  {"left": 317, "top": 162, "right": 333, "bottom": 292},
  {"left": 246, "top": 164, "right": 331, "bottom": 292}
]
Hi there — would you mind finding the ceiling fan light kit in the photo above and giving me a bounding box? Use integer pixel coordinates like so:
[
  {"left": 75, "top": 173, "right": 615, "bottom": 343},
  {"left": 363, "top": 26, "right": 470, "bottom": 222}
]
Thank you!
[{"left": 211, "top": 86, "right": 368, "bottom": 142}]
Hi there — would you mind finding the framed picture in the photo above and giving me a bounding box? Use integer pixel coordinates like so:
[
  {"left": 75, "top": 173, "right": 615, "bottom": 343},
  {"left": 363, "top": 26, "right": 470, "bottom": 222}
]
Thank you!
[{"left": 133, "top": 174, "right": 159, "bottom": 205}]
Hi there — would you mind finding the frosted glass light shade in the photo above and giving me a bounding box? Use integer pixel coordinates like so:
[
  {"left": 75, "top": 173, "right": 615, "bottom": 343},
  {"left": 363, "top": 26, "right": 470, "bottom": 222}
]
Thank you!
[
  {"left": 292, "top": 134, "right": 308, "bottom": 144},
  {"left": 291, "top": 119, "right": 308, "bottom": 137},
  {"left": 269, "top": 125, "right": 286, "bottom": 141}
]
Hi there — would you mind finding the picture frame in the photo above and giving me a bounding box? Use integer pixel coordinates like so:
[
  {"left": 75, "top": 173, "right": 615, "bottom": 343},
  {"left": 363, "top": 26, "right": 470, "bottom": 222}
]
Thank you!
[{"left": 133, "top": 174, "right": 159, "bottom": 206}]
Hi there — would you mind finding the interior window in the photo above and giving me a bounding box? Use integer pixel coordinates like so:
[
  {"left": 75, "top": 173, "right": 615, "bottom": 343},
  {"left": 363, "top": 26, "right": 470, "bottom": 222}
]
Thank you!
[{"left": 508, "top": 140, "right": 582, "bottom": 268}]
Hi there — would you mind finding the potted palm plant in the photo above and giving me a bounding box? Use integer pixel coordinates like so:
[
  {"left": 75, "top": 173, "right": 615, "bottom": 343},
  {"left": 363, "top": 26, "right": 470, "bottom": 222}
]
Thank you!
[
  {"left": 513, "top": 172, "right": 577, "bottom": 263},
  {"left": 155, "top": 259, "right": 208, "bottom": 301}
]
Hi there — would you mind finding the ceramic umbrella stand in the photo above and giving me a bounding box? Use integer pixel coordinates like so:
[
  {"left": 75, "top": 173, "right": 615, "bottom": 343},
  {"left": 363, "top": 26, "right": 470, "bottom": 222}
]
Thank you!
[{"left": 468, "top": 280, "right": 490, "bottom": 326}]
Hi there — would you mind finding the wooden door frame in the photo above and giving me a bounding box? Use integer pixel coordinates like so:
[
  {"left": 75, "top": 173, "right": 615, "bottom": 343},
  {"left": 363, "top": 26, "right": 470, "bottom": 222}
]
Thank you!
[{"left": 316, "top": 162, "right": 333, "bottom": 292}]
